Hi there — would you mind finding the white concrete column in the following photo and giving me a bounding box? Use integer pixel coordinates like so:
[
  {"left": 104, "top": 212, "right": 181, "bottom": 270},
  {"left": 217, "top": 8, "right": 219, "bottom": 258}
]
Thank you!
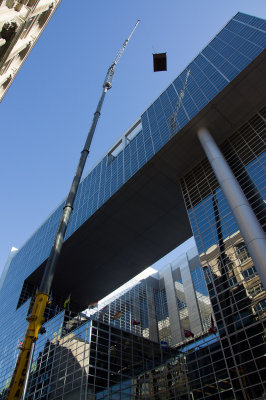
[
  {"left": 161, "top": 264, "right": 183, "bottom": 345},
  {"left": 197, "top": 127, "right": 266, "bottom": 289},
  {"left": 179, "top": 253, "right": 202, "bottom": 335},
  {"left": 146, "top": 281, "right": 159, "bottom": 342},
  {"left": 132, "top": 288, "right": 141, "bottom": 335}
]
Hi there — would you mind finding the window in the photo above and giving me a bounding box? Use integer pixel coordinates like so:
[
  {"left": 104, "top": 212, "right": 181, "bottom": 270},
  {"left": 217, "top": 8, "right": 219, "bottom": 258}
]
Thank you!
[
  {"left": 107, "top": 140, "right": 123, "bottom": 164},
  {"left": 242, "top": 265, "right": 256, "bottom": 279},
  {"left": 18, "top": 43, "right": 31, "bottom": 60},
  {"left": 125, "top": 121, "right": 142, "bottom": 145},
  {"left": 229, "top": 276, "right": 237, "bottom": 287},
  {"left": 254, "top": 299, "right": 266, "bottom": 313},
  {"left": 249, "top": 283, "right": 263, "bottom": 297},
  {"left": 27, "top": 0, "right": 38, "bottom": 6},
  {"left": 38, "top": 8, "right": 53, "bottom": 29},
  {"left": 0, "top": 59, "right": 12, "bottom": 76},
  {"left": 203, "top": 266, "right": 212, "bottom": 284},
  {"left": 20, "top": 16, "right": 37, "bottom": 38},
  {"left": 2, "top": 75, "right": 12, "bottom": 89},
  {"left": 236, "top": 242, "right": 249, "bottom": 262}
]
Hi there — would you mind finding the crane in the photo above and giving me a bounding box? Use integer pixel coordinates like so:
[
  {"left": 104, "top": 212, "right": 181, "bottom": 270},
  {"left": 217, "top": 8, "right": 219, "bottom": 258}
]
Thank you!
[
  {"left": 170, "top": 68, "right": 190, "bottom": 136},
  {"left": 6, "top": 19, "right": 140, "bottom": 400}
]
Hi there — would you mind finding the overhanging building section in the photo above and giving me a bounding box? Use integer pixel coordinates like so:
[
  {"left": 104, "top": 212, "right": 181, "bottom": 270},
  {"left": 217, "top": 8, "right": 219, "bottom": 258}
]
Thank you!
[{"left": 2, "top": 12, "right": 265, "bottom": 312}]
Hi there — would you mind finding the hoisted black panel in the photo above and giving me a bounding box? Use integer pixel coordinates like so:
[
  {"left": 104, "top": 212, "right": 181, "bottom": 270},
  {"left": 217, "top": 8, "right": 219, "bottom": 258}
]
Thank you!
[{"left": 153, "top": 53, "right": 167, "bottom": 72}]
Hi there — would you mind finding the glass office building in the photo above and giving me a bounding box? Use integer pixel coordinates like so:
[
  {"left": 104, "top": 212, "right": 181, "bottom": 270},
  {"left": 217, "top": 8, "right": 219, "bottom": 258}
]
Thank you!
[
  {"left": 26, "top": 319, "right": 174, "bottom": 400},
  {"left": 0, "top": 249, "right": 219, "bottom": 400},
  {"left": 180, "top": 110, "right": 266, "bottom": 399},
  {"left": 0, "top": 11, "right": 265, "bottom": 400}
]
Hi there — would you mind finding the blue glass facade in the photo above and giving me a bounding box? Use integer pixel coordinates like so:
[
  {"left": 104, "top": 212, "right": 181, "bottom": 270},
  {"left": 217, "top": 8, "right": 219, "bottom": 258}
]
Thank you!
[
  {"left": 1, "top": 13, "right": 265, "bottom": 313},
  {"left": 181, "top": 108, "right": 266, "bottom": 400},
  {"left": 0, "top": 11, "right": 265, "bottom": 400}
]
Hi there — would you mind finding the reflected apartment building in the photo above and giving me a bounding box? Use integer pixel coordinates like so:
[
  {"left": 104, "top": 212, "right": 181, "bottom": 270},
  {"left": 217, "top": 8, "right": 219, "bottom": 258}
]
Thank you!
[
  {"left": 0, "top": 11, "right": 265, "bottom": 400},
  {"left": 0, "top": 0, "right": 61, "bottom": 101}
]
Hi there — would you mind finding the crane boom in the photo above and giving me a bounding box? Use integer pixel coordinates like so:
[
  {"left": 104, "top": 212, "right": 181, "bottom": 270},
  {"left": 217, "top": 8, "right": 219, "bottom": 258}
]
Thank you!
[
  {"left": 6, "top": 19, "right": 140, "bottom": 400},
  {"left": 114, "top": 19, "right": 140, "bottom": 66},
  {"left": 170, "top": 68, "right": 190, "bottom": 135},
  {"left": 103, "top": 19, "right": 140, "bottom": 89}
]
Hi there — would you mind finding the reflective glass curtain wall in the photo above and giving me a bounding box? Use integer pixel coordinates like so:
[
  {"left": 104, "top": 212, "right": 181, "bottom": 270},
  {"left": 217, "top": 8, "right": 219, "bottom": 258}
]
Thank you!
[
  {"left": 180, "top": 108, "right": 266, "bottom": 399},
  {"left": 1, "top": 13, "right": 265, "bottom": 327},
  {"left": 0, "top": 11, "right": 265, "bottom": 400}
]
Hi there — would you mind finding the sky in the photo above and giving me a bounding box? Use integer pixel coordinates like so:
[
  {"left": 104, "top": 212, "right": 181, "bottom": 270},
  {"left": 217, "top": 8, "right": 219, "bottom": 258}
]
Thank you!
[{"left": 0, "top": 0, "right": 265, "bottom": 278}]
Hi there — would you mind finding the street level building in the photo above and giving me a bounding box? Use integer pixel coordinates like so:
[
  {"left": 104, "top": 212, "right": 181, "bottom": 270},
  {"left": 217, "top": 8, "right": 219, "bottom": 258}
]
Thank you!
[
  {"left": 4, "top": 240, "right": 263, "bottom": 399},
  {"left": 0, "top": 248, "right": 219, "bottom": 399},
  {"left": 0, "top": 0, "right": 61, "bottom": 102},
  {"left": 0, "top": 11, "right": 265, "bottom": 399}
]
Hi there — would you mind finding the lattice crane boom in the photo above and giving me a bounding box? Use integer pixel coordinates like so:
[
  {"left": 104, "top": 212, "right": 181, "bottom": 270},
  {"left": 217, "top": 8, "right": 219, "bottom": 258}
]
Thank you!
[
  {"left": 103, "top": 19, "right": 140, "bottom": 90},
  {"left": 170, "top": 69, "right": 190, "bottom": 135}
]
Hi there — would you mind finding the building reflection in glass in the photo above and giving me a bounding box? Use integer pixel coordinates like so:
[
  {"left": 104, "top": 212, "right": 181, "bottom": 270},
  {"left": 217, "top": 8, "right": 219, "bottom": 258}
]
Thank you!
[{"left": 181, "top": 108, "right": 266, "bottom": 399}]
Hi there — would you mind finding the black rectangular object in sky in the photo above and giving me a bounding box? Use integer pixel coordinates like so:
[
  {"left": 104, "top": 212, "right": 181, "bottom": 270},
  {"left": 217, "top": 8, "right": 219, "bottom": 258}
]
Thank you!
[{"left": 153, "top": 53, "right": 167, "bottom": 72}]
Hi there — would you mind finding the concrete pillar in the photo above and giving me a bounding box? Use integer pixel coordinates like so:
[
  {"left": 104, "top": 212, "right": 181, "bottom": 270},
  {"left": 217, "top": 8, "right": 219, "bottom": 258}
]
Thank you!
[
  {"left": 146, "top": 280, "right": 159, "bottom": 342},
  {"left": 197, "top": 127, "right": 266, "bottom": 289},
  {"left": 161, "top": 264, "right": 183, "bottom": 345},
  {"left": 132, "top": 286, "right": 141, "bottom": 334},
  {"left": 178, "top": 252, "right": 202, "bottom": 336}
]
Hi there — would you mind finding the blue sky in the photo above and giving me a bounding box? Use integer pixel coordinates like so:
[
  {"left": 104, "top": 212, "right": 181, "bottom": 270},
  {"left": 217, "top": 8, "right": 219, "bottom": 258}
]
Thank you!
[{"left": 0, "top": 0, "right": 265, "bottom": 277}]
